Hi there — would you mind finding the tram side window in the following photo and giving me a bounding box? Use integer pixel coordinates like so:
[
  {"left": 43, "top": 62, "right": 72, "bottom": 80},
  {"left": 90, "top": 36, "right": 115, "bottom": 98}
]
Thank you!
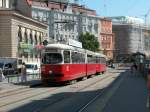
[
  {"left": 72, "top": 52, "right": 85, "bottom": 64},
  {"left": 72, "top": 52, "right": 78, "bottom": 63},
  {"left": 80, "top": 53, "right": 85, "bottom": 63},
  {"left": 100, "top": 57, "right": 106, "bottom": 64},
  {"left": 96, "top": 57, "right": 101, "bottom": 63},
  {"left": 64, "top": 51, "right": 70, "bottom": 63},
  {"left": 87, "top": 55, "right": 96, "bottom": 64}
]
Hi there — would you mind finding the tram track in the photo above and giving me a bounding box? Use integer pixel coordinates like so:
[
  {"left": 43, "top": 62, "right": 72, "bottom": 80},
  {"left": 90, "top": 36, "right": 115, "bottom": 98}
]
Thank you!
[
  {"left": 77, "top": 89, "right": 106, "bottom": 112},
  {"left": 76, "top": 71, "right": 126, "bottom": 112},
  {"left": 0, "top": 71, "right": 120, "bottom": 111},
  {"left": 0, "top": 88, "right": 34, "bottom": 98},
  {"left": 31, "top": 73, "right": 118, "bottom": 112},
  {"left": 0, "top": 87, "right": 59, "bottom": 107}
]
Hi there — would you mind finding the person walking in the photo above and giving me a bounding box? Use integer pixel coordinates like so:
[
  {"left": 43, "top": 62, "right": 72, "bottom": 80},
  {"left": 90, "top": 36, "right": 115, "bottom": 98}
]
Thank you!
[
  {"left": 147, "top": 69, "right": 150, "bottom": 109},
  {"left": 21, "top": 62, "right": 27, "bottom": 83},
  {"left": 130, "top": 63, "right": 137, "bottom": 74},
  {"left": 0, "top": 68, "right": 5, "bottom": 82}
]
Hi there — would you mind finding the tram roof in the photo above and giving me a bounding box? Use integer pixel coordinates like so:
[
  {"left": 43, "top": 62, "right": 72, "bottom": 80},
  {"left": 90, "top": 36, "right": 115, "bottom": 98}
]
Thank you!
[
  {"left": 46, "top": 44, "right": 107, "bottom": 58},
  {"left": 46, "top": 44, "right": 74, "bottom": 50},
  {"left": 86, "top": 50, "right": 107, "bottom": 58},
  {"left": 46, "top": 43, "right": 85, "bottom": 52},
  {"left": 95, "top": 52, "right": 107, "bottom": 58}
]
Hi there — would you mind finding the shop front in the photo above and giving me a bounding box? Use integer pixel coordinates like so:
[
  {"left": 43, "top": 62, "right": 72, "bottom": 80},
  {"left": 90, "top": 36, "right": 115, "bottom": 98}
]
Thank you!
[{"left": 0, "top": 10, "right": 47, "bottom": 63}]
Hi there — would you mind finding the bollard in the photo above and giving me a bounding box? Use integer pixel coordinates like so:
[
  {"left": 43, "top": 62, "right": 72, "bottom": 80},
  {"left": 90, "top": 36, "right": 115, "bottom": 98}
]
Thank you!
[
  {"left": 8, "top": 76, "right": 10, "bottom": 83},
  {"left": 17, "top": 74, "right": 20, "bottom": 83}
]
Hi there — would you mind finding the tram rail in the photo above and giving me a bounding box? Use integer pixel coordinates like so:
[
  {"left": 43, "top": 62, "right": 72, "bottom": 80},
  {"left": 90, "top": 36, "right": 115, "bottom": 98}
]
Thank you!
[
  {"left": 32, "top": 74, "right": 117, "bottom": 112},
  {"left": 0, "top": 70, "right": 120, "bottom": 112}
]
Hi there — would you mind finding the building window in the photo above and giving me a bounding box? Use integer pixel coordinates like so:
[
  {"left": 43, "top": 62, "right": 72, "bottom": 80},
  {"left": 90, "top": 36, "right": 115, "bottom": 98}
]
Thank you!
[
  {"left": 39, "top": 35, "right": 42, "bottom": 44},
  {"left": 43, "top": 13, "right": 47, "bottom": 22},
  {"left": 24, "top": 52, "right": 28, "bottom": 58},
  {"left": 0, "top": 0, "right": 2, "bottom": 7},
  {"left": 30, "top": 53, "right": 33, "bottom": 58},
  {"left": 5, "top": 0, "right": 9, "bottom": 8},
  {"left": 32, "top": 10, "right": 38, "bottom": 19},
  {"left": 0, "top": 0, "right": 9, "bottom": 8},
  {"left": 30, "top": 33, "right": 33, "bottom": 44},
  {"left": 35, "top": 34, "right": 38, "bottom": 45},
  {"left": 65, "top": 35, "right": 67, "bottom": 39},
  {"left": 35, "top": 54, "right": 38, "bottom": 58},
  {"left": 24, "top": 31, "right": 28, "bottom": 43},
  {"left": 54, "top": 13, "right": 58, "bottom": 19},
  {"left": 18, "top": 29, "right": 22, "bottom": 42}
]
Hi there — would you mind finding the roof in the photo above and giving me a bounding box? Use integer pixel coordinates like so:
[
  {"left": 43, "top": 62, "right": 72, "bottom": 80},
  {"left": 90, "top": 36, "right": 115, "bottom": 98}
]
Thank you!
[
  {"left": 46, "top": 43, "right": 74, "bottom": 50},
  {"left": 0, "top": 10, "right": 48, "bottom": 28},
  {"left": 46, "top": 43, "right": 107, "bottom": 58}
]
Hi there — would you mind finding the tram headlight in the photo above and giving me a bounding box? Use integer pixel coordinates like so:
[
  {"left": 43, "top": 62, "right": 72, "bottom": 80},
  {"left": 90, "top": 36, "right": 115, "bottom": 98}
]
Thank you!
[{"left": 49, "top": 70, "right": 53, "bottom": 74}]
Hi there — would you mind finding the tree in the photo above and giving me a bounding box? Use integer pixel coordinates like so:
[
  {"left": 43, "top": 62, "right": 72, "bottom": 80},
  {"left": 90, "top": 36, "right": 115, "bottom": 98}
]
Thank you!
[{"left": 79, "top": 32, "right": 99, "bottom": 52}]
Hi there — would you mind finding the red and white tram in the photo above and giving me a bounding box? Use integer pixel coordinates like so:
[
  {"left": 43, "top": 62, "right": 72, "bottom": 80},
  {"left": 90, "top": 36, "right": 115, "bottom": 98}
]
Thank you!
[{"left": 41, "top": 44, "right": 106, "bottom": 83}]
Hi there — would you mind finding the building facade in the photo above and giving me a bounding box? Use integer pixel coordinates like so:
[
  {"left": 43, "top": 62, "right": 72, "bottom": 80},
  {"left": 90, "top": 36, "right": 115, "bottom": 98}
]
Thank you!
[
  {"left": 31, "top": 0, "right": 100, "bottom": 45},
  {"left": 0, "top": 0, "right": 47, "bottom": 63},
  {"left": 110, "top": 16, "right": 150, "bottom": 61},
  {"left": 100, "top": 18, "right": 114, "bottom": 60},
  {"left": 32, "top": 0, "right": 96, "bottom": 16},
  {"left": 78, "top": 14, "right": 100, "bottom": 39}
]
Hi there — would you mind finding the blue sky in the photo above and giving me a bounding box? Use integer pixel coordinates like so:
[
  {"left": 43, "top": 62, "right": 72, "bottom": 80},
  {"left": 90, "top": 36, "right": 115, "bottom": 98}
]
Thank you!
[{"left": 79, "top": 0, "right": 150, "bottom": 20}]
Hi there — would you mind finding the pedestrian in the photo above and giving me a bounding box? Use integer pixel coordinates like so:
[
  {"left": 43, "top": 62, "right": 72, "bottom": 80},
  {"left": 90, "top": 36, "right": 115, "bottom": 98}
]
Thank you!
[
  {"left": 0, "top": 68, "right": 5, "bottom": 82},
  {"left": 130, "top": 63, "right": 137, "bottom": 74},
  {"left": 21, "top": 62, "right": 27, "bottom": 83},
  {"left": 147, "top": 69, "right": 150, "bottom": 109}
]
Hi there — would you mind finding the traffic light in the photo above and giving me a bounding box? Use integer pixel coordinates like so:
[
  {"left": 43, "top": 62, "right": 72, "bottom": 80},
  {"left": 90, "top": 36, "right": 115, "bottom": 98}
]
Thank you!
[{"left": 43, "top": 40, "right": 48, "bottom": 46}]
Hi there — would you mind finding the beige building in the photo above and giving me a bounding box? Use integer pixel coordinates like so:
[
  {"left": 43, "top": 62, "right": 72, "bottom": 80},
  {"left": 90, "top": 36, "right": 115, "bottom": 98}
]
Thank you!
[{"left": 0, "top": 10, "right": 47, "bottom": 63}]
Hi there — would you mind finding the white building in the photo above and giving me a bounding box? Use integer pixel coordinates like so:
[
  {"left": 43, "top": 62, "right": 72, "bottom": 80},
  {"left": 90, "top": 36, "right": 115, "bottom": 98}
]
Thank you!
[
  {"left": 109, "top": 16, "right": 145, "bottom": 25},
  {"left": 31, "top": 2, "right": 100, "bottom": 45},
  {"left": 78, "top": 14, "right": 100, "bottom": 39}
]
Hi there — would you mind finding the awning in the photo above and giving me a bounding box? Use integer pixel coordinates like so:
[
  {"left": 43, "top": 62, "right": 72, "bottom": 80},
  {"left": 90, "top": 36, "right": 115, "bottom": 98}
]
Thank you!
[{"left": 35, "top": 44, "right": 45, "bottom": 50}]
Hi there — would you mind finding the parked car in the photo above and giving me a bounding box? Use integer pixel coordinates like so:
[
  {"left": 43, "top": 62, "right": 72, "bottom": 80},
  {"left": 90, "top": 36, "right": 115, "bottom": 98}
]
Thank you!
[
  {"left": 26, "top": 62, "right": 40, "bottom": 75},
  {"left": 0, "top": 58, "right": 22, "bottom": 75}
]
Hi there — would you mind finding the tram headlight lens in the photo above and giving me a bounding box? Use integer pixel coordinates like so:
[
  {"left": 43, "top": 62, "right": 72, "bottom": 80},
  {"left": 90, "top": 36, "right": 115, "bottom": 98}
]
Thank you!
[{"left": 49, "top": 70, "right": 53, "bottom": 74}]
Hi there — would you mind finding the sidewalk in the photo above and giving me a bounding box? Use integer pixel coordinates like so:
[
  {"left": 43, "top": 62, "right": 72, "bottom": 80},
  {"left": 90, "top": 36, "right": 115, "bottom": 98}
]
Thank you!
[
  {"left": 103, "top": 70, "right": 148, "bottom": 112},
  {"left": 0, "top": 68, "right": 118, "bottom": 95},
  {"left": 0, "top": 75, "right": 41, "bottom": 94}
]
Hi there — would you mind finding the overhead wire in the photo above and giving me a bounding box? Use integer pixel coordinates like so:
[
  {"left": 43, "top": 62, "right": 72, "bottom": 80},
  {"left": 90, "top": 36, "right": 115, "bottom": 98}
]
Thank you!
[{"left": 126, "top": 0, "right": 140, "bottom": 16}]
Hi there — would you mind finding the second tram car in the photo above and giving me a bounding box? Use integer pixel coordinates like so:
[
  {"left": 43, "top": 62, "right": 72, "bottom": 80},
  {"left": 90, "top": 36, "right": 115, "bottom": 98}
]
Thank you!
[{"left": 41, "top": 44, "right": 106, "bottom": 83}]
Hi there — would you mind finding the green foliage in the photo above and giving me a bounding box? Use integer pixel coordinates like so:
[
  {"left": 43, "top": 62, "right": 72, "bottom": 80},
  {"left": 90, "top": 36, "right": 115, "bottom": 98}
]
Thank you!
[{"left": 79, "top": 32, "right": 99, "bottom": 52}]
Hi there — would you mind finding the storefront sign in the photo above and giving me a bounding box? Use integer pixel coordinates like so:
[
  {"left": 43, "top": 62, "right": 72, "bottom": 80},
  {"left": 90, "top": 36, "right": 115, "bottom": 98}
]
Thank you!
[{"left": 19, "top": 42, "right": 33, "bottom": 49}]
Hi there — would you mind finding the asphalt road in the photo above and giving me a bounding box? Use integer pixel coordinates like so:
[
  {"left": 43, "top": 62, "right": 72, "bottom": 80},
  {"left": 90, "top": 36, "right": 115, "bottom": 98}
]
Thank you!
[
  {"left": 0, "top": 68, "right": 122, "bottom": 112},
  {"left": 2, "top": 68, "right": 145, "bottom": 112}
]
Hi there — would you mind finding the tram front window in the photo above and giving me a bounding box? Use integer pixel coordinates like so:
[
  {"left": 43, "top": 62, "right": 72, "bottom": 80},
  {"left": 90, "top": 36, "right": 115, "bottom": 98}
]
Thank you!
[{"left": 42, "top": 53, "right": 62, "bottom": 64}]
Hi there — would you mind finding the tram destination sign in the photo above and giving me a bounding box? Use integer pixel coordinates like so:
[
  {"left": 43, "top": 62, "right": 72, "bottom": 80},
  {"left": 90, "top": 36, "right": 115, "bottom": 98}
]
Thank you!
[{"left": 68, "top": 39, "right": 82, "bottom": 48}]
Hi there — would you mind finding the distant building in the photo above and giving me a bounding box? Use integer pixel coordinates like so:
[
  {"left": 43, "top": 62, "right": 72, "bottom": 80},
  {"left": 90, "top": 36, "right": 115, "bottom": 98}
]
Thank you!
[
  {"left": 109, "top": 16, "right": 150, "bottom": 61},
  {"left": 109, "top": 16, "right": 145, "bottom": 25},
  {"left": 100, "top": 18, "right": 114, "bottom": 60}
]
